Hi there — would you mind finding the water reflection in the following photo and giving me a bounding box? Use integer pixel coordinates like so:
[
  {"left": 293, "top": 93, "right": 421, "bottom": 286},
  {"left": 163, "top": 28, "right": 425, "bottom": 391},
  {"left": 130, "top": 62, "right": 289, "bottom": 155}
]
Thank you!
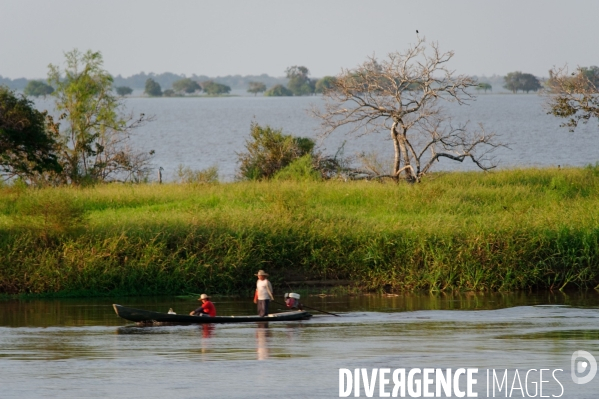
[
  {"left": 201, "top": 323, "right": 215, "bottom": 339},
  {"left": 302, "top": 289, "right": 599, "bottom": 314},
  {"left": 1, "top": 290, "right": 598, "bottom": 328},
  {"left": 256, "top": 322, "right": 271, "bottom": 360},
  {"left": 197, "top": 324, "right": 215, "bottom": 358}
]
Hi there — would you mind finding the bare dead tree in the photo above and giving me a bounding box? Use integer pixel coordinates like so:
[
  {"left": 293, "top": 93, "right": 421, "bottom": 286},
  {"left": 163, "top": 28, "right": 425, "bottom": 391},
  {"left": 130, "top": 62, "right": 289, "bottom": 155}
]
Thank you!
[
  {"left": 544, "top": 65, "right": 599, "bottom": 132},
  {"left": 313, "top": 37, "right": 504, "bottom": 182}
]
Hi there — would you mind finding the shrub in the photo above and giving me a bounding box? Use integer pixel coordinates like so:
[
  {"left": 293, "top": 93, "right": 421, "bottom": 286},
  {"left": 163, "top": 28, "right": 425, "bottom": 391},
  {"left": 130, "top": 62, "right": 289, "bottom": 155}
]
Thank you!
[
  {"left": 264, "top": 84, "right": 293, "bottom": 97},
  {"left": 115, "top": 86, "right": 133, "bottom": 96},
  {"left": 274, "top": 154, "right": 321, "bottom": 182},
  {"left": 237, "top": 123, "right": 315, "bottom": 180},
  {"left": 176, "top": 165, "right": 219, "bottom": 184}
]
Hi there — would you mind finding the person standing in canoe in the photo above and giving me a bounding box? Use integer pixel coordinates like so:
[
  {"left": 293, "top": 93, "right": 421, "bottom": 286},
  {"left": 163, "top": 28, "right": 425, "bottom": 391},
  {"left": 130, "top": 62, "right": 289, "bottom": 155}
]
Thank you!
[
  {"left": 253, "top": 270, "right": 274, "bottom": 317},
  {"left": 189, "top": 294, "right": 216, "bottom": 317}
]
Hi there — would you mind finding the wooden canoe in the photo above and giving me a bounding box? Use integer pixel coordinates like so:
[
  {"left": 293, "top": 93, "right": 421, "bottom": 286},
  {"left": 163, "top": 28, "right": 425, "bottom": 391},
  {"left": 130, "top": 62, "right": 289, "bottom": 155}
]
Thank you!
[{"left": 113, "top": 304, "right": 312, "bottom": 325}]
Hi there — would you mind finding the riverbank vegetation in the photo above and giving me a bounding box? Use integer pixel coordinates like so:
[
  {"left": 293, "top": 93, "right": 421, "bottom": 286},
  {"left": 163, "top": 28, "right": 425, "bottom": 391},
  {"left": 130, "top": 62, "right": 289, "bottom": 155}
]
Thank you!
[{"left": 1, "top": 166, "right": 598, "bottom": 297}]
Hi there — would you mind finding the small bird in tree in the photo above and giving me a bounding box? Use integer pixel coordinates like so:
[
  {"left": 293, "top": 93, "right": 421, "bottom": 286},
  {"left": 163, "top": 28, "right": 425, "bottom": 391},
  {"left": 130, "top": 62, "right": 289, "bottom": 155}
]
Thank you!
[{"left": 416, "top": 30, "right": 419, "bottom": 34}]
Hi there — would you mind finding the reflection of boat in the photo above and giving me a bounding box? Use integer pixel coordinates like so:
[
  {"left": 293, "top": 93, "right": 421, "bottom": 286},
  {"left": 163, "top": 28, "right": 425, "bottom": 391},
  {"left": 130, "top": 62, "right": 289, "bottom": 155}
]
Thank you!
[{"left": 113, "top": 304, "right": 312, "bottom": 325}]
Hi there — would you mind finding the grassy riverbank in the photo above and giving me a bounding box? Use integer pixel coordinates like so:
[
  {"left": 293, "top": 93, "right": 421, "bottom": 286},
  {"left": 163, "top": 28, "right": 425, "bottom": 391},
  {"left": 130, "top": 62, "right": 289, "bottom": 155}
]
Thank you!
[{"left": 1, "top": 166, "right": 599, "bottom": 296}]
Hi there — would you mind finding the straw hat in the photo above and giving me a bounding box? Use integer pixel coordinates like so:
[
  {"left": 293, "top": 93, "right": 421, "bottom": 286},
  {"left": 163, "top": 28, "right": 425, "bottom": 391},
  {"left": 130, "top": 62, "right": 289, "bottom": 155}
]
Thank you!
[
  {"left": 255, "top": 270, "right": 269, "bottom": 276},
  {"left": 198, "top": 293, "right": 210, "bottom": 300}
]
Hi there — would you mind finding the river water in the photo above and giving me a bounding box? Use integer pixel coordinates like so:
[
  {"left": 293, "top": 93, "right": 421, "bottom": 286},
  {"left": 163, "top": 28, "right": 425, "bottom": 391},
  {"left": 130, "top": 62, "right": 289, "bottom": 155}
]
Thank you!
[
  {"left": 33, "top": 93, "right": 599, "bottom": 181},
  {"left": 2, "top": 291, "right": 599, "bottom": 398}
]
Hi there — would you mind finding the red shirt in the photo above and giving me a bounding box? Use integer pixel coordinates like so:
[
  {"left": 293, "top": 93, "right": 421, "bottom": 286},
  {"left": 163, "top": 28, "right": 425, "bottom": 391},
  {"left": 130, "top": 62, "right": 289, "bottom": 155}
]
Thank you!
[{"left": 199, "top": 300, "right": 216, "bottom": 317}]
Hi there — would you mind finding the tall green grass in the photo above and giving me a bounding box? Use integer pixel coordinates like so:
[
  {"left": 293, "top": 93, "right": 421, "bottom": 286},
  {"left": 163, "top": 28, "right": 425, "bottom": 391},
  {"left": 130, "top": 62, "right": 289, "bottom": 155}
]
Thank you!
[{"left": 1, "top": 166, "right": 598, "bottom": 296}]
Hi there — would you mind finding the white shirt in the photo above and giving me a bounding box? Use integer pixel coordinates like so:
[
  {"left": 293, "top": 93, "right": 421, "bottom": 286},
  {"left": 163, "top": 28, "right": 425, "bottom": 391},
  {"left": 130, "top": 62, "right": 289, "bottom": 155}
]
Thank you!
[{"left": 256, "top": 279, "right": 273, "bottom": 300}]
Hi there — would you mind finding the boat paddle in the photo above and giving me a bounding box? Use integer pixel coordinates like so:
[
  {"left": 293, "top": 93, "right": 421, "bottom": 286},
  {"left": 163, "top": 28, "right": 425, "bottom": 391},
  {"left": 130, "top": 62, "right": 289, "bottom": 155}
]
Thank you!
[{"left": 272, "top": 300, "right": 340, "bottom": 317}]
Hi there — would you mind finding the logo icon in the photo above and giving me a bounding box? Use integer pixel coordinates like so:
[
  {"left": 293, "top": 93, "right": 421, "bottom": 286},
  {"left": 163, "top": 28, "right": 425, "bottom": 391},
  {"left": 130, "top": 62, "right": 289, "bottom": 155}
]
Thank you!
[{"left": 571, "top": 350, "right": 597, "bottom": 384}]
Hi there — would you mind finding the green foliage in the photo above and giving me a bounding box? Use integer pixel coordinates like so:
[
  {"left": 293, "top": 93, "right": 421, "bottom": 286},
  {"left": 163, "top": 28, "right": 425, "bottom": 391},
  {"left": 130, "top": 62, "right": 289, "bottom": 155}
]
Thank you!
[
  {"left": 11, "top": 190, "right": 86, "bottom": 243},
  {"left": 115, "top": 86, "right": 133, "bottom": 96},
  {"left": 201, "top": 81, "right": 231, "bottom": 95},
  {"left": 315, "top": 76, "right": 337, "bottom": 94},
  {"left": 286, "top": 65, "right": 315, "bottom": 95},
  {"left": 144, "top": 78, "right": 162, "bottom": 96},
  {"left": 23, "top": 80, "right": 54, "bottom": 97},
  {"left": 247, "top": 81, "right": 267, "bottom": 96},
  {"left": 0, "top": 86, "right": 61, "bottom": 179},
  {"left": 162, "top": 89, "right": 176, "bottom": 97},
  {"left": 263, "top": 84, "right": 293, "bottom": 97},
  {"left": 176, "top": 165, "right": 219, "bottom": 184},
  {"left": 546, "top": 66, "right": 599, "bottom": 132},
  {"left": 48, "top": 49, "right": 153, "bottom": 185},
  {"left": 503, "top": 72, "right": 521, "bottom": 93},
  {"left": 172, "top": 78, "right": 201, "bottom": 94},
  {"left": 475, "top": 83, "right": 492, "bottom": 93},
  {"left": 274, "top": 154, "right": 321, "bottom": 181},
  {"left": 237, "top": 123, "right": 315, "bottom": 180},
  {"left": 503, "top": 71, "right": 541, "bottom": 93}
]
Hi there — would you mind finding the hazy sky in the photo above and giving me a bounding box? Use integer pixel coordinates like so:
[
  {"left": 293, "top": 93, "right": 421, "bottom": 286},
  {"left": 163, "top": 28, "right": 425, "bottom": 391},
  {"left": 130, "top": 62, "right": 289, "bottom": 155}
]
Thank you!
[{"left": 1, "top": 0, "right": 598, "bottom": 80}]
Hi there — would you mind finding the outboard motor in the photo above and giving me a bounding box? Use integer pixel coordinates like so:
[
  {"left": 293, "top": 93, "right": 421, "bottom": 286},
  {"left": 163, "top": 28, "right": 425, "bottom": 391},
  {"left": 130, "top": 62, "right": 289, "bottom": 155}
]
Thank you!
[{"left": 284, "top": 293, "right": 302, "bottom": 310}]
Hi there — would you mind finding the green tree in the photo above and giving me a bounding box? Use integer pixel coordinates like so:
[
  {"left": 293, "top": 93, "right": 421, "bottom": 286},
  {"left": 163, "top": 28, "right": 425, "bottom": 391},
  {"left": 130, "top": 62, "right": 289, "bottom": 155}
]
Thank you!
[
  {"left": 545, "top": 65, "right": 599, "bottom": 132},
  {"left": 48, "top": 49, "right": 153, "bottom": 184},
  {"left": 520, "top": 73, "right": 541, "bottom": 93},
  {"left": 144, "top": 78, "right": 162, "bottom": 97},
  {"left": 237, "top": 123, "right": 314, "bottom": 180},
  {"left": 23, "top": 80, "right": 54, "bottom": 97},
  {"left": 503, "top": 72, "right": 541, "bottom": 93},
  {"left": 0, "top": 86, "right": 61, "bottom": 180},
  {"left": 115, "top": 86, "right": 133, "bottom": 96},
  {"left": 264, "top": 84, "right": 293, "bottom": 97},
  {"left": 475, "top": 83, "right": 492, "bottom": 93},
  {"left": 503, "top": 72, "right": 523, "bottom": 93},
  {"left": 247, "top": 81, "right": 267, "bottom": 96},
  {"left": 286, "top": 66, "right": 314, "bottom": 96},
  {"left": 172, "top": 78, "right": 201, "bottom": 94},
  {"left": 201, "top": 81, "right": 231, "bottom": 95},
  {"left": 315, "top": 76, "right": 337, "bottom": 94}
]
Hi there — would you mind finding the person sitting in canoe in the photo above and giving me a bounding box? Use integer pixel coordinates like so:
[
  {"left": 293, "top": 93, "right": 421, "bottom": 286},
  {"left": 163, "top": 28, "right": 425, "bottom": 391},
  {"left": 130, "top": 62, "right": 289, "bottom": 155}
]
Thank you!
[
  {"left": 189, "top": 294, "right": 216, "bottom": 317},
  {"left": 284, "top": 293, "right": 303, "bottom": 310}
]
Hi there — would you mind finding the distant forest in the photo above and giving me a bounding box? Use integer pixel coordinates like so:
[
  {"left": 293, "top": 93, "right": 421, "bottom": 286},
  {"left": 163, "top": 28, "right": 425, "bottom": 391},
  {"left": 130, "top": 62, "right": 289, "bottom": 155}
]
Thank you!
[
  {"left": 2, "top": 71, "right": 518, "bottom": 93},
  {"left": 0, "top": 76, "right": 29, "bottom": 90},
  {"left": 0, "top": 72, "right": 288, "bottom": 91},
  {"left": 114, "top": 72, "right": 289, "bottom": 90}
]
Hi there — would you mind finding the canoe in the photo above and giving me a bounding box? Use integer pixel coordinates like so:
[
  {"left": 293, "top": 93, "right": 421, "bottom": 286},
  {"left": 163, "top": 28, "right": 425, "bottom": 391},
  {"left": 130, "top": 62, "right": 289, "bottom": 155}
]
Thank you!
[{"left": 113, "top": 304, "right": 312, "bottom": 325}]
